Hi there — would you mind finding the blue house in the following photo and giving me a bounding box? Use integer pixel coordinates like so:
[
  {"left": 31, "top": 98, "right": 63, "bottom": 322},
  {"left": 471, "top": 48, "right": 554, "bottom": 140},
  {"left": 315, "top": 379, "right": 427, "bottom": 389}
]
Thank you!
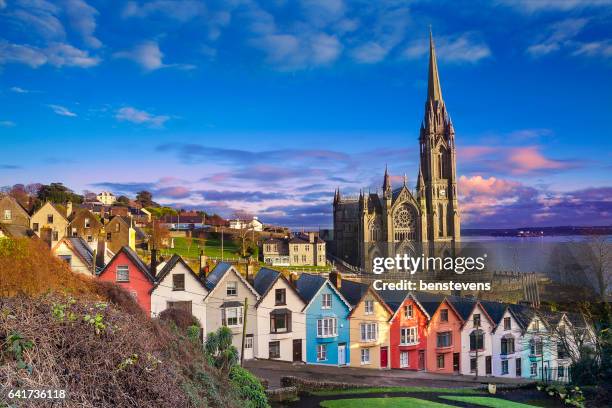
[{"left": 295, "top": 273, "right": 352, "bottom": 366}]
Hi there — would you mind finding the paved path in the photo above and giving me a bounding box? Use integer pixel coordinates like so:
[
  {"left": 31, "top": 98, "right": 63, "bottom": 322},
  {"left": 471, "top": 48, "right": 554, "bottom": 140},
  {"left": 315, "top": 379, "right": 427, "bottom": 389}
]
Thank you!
[{"left": 245, "top": 359, "right": 533, "bottom": 389}]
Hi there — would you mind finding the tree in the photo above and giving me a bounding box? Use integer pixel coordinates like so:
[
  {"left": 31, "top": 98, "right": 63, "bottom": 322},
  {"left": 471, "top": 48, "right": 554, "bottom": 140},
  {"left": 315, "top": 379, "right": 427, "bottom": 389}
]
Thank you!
[
  {"left": 205, "top": 326, "right": 239, "bottom": 373},
  {"left": 136, "top": 191, "right": 154, "bottom": 208},
  {"left": 8, "top": 184, "right": 31, "bottom": 210},
  {"left": 37, "top": 183, "right": 83, "bottom": 204},
  {"left": 569, "top": 236, "right": 611, "bottom": 302},
  {"left": 149, "top": 219, "right": 170, "bottom": 250},
  {"left": 82, "top": 190, "right": 98, "bottom": 202}
]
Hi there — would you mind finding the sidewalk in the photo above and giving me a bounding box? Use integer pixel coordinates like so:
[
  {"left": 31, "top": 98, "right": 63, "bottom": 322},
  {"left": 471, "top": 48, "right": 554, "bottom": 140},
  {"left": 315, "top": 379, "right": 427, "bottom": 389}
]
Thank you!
[{"left": 244, "top": 359, "right": 533, "bottom": 389}]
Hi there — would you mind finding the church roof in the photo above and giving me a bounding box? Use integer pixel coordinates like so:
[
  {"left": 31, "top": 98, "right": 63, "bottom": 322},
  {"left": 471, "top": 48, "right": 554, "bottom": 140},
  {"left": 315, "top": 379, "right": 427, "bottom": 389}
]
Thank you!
[{"left": 428, "top": 29, "right": 443, "bottom": 103}]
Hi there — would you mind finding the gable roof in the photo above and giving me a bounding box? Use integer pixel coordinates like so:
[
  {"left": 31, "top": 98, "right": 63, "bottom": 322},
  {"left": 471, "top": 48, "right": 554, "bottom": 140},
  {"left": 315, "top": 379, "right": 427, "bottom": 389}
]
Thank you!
[
  {"left": 412, "top": 291, "right": 446, "bottom": 317},
  {"left": 295, "top": 273, "right": 351, "bottom": 312},
  {"left": 34, "top": 201, "right": 68, "bottom": 221},
  {"left": 98, "top": 245, "right": 155, "bottom": 283},
  {"left": 151, "top": 254, "right": 208, "bottom": 293},
  {"left": 379, "top": 291, "right": 431, "bottom": 321},
  {"left": 445, "top": 295, "right": 478, "bottom": 321},
  {"left": 203, "top": 262, "right": 259, "bottom": 299},
  {"left": 507, "top": 303, "right": 537, "bottom": 332},
  {"left": 0, "top": 223, "right": 34, "bottom": 238},
  {"left": 253, "top": 267, "right": 305, "bottom": 307},
  {"left": 52, "top": 236, "right": 95, "bottom": 269},
  {"left": 338, "top": 279, "right": 369, "bottom": 307},
  {"left": 480, "top": 300, "right": 508, "bottom": 328},
  {"left": 68, "top": 208, "right": 100, "bottom": 225},
  {"left": 0, "top": 195, "right": 30, "bottom": 218}
]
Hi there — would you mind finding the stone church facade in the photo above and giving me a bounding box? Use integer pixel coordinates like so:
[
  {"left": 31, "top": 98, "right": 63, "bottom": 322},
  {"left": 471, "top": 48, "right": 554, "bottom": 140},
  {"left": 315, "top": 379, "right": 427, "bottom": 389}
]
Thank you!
[{"left": 333, "top": 33, "right": 461, "bottom": 270}]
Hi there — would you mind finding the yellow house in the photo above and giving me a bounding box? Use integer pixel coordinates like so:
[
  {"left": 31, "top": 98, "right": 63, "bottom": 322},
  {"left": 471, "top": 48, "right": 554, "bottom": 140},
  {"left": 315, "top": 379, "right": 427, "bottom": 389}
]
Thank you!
[
  {"left": 30, "top": 202, "right": 69, "bottom": 247},
  {"left": 338, "top": 278, "right": 393, "bottom": 369}
]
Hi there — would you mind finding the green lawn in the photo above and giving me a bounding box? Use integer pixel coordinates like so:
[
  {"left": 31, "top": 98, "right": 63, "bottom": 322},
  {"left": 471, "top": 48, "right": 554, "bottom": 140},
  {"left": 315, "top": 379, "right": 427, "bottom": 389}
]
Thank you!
[
  {"left": 320, "top": 397, "right": 455, "bottom": 408},
  {"left": 160, "top": 236, "right": 244, "bottom": 260},
  {"left": 440, "top": 396, "right": 541, "bottom": 408},
  {"left": 311, "top": 387, "right": 482, "bottom": 397}
]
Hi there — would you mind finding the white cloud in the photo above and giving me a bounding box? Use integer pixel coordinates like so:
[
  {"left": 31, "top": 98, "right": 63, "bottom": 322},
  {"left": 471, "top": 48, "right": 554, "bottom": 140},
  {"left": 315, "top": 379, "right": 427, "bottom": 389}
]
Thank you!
[
  {"left": 0, "top": 42, "right": 48, "bottom": 67},
  {"left": 45, "top": 42, "right": 100, "bottom": 67},
  {"left": 497, "top": 0, "right": 612, "bottom": 13},
  {"left": 114, "top": 41, "right": 165, "bottom": 70},
  {"left": 402, "top": 33, "right": 491, "bottom": 63},
  {"left": 572, "top": 40, "right": 612, "bottom": 58},
  {"left": 116, "top": 107, "right": 170, "bottom": 127},
  {"left": 122, "top": 0, "right": 206, "bottom": 22},
  {"left": 10, "top": 86, "right": 30, "bottom": 93},
  {"left": 350, "top": 42, "right": 388, "bottom": 64},
  {"left": 63, "top": 0, "right": 102, "bottom": 48},
  {"left": 251, "top": 32, "right": 342, "bottom": 70},
  {"left": 0, "top": 120, "right": 16, "bottom": 127},
  {"left": 48, "top": 104, "right": 77, "bottom": 117},
  {"left": 11, "top": 8, "right": 65, "bottom": 40},
  {"left": 527, "top": 18, "right": 588, "bottom": 57}
]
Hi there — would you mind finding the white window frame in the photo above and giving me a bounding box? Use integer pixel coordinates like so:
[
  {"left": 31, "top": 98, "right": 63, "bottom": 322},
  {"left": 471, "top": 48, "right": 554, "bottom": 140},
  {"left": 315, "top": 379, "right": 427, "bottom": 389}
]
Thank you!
[
  {"left": 364, "top": 300, "right": 374, "bottom": 315},
  {"left": 116, "top": 265, "right": 129, "bottom": 282},
  {"left": 530, "top": 362, "right": 537, "bottom": 377},
  {"left": 400, "top": 326, "right": 418, "bottom": 345},
  {"left": 3, "top": 209, "right": 11, "bottom": 220},
  {"left": 226, "top": 281, "right": 238, "bottom": 297},
  {"left": 405, "top": 304, "right": 414, "bottom": 318},
  {"left": 400, "top": 351, "right": 409, "bottom": 368},
  {"left": 360, "top": 323, "right": 378, "bottom": 342},
  {"left": 321, "top": 293, "right": 332, "bottom": 309},
  {"left": 317, "top": 344, "right": 327, "bottom": 361},
  {"left": 501, "top": 359, "right": 509, "bottom": 375},
  {"left": 223, "top": 306, "right": 243, "bottom": 327},
  {"left": 360, "top": 348, "right": 370, "bottom": 365},
  {"left": 317, "top": 317, "right": 337, "bottom": 338},
  {"left": 245, "top": 336, "right": 253, "bottom": 349}
]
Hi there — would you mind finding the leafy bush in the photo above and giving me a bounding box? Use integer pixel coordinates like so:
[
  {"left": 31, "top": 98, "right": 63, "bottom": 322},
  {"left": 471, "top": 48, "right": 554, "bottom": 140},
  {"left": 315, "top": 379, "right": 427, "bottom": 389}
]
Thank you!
[
  {"left": 229, "top": 366, "right": 270, "bottom": 408},
  {"left": 158, "top": 307, "right": 201, "bottom": 331},
  {"left": 205, "top": 327, "right": 238, "bottom": 372}
]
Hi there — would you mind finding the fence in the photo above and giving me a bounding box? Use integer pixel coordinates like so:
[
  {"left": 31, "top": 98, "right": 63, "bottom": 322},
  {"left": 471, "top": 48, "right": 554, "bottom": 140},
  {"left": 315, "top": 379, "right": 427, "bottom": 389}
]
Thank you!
[{"left": 538, "top": 366, "right": 571, "bottom": 384}]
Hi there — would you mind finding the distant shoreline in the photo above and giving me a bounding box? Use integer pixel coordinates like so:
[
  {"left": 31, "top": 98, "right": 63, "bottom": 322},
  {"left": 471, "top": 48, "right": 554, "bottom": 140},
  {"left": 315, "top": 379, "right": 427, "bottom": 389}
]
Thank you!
[{"left": 462, "top": 226, "right": 612, "bottom": 237}]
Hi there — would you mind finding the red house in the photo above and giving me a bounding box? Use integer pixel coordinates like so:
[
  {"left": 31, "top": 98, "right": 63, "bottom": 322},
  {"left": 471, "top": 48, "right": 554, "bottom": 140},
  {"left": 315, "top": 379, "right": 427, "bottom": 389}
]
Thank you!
[
  {"left": 97, "top": 246, "right": 156, "bottom": 314},
  {"left": 382, "top": 291, "right": 431, "bottom": 370}
]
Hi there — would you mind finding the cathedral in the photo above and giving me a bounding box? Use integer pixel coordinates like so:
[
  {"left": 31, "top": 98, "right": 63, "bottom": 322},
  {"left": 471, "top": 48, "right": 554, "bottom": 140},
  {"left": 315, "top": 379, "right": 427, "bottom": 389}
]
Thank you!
[{"left": 332, "top": 32, "right": 461, "bottom": 270}]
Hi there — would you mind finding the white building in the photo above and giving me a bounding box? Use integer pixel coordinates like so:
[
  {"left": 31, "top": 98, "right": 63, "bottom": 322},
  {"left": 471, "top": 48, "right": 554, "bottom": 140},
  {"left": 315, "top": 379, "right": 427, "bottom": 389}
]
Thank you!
[
  {"left": 151, "top": 255, "right": 209, "bottom": 338},
  {"left": 229, "top": 216, "right": 263, "bottom": 232},
  {"left": 203, "top": 262, "right": 260, "bottom": 360},
  {"left": 52, "top": 237, "right": 97, "bottom": 276},
  {"left": 459, "top": 302, "right": 495, "bottom": 376},
  {"left": 96, "top": 191, "right": 117, "bottom": 205},
  {"left": 491, "top": 305, "right": 525, "bottom": 378},
  {"left": 253, "top": 268, "right": 306, "bottom": 362}
]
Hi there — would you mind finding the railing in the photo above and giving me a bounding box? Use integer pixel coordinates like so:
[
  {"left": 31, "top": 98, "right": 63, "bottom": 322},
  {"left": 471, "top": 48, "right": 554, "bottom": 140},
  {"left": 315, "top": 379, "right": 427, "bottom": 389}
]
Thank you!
[{"left": 537, "top": 367, "right": 572, "bottom": 384}]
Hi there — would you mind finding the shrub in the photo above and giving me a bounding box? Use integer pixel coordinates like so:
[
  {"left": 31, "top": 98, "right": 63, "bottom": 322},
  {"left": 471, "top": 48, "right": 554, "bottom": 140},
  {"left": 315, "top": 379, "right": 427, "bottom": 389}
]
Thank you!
[
  {"left": 158, "top": 307, "right": 201, "bottom": 331},
  {"left": 92, "top": 281, "right": 145, "bottom": 317},
  {"left": 229, "top": 365, "right": 270, "bottom": 408}
]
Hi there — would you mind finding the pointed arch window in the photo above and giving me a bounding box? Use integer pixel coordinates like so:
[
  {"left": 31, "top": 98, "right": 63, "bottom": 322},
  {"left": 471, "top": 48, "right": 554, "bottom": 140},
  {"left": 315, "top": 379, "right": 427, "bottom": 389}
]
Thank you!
[{"left": 393, "top": 205, "right": 416, "bottom": 242}]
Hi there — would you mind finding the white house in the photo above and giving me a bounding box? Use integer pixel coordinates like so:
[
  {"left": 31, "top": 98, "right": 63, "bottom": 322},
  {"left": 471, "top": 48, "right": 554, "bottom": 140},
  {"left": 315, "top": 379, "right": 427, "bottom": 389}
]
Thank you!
[
  {"left": 203, "top": 262, "right": 260, "bottom": 360},
  {"left": 96, "top": 191, "right": 117, "bottom": 205},
  {"left": 253, "top": 268, "right": 306, "bottom": 362},
  {"left": 459, "top": 301, "right": 496, "bottom": 376},
  {"left": 52, "top": 236, "right": 97, "bottom": 276},
  {"left": 150, "top": 254, "right": 209, "bottom": 338},
  {"left": 491, "top": 305, "right": 525, "bottom": 378},
  {"left": 229, "top": 216, "right": 263, "bottom": 232}
]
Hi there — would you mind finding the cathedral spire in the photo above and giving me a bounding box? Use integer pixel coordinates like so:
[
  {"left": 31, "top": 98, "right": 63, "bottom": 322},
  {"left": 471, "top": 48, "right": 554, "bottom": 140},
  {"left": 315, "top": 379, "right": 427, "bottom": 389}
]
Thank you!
[
  {"left": 383, "top": 164, "right": 391, "bottom": 193},
  {"left": 427, "top": 28, "right": 443, "bottom": 104}
]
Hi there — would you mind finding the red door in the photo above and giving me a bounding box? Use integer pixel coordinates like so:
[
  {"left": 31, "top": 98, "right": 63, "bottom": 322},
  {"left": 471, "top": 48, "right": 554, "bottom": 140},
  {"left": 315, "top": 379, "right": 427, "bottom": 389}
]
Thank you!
[{"left": 380, "top": 347, "right": 388, "bottom": 368}]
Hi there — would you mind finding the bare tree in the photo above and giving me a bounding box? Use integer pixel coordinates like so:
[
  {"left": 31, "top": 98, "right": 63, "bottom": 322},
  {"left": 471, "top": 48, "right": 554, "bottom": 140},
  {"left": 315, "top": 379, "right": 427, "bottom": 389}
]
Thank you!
[
  {"left": 572, "top": 236, "right": 611, "bottom": 302},
  {"left": 150, "top": 219, "right": 171, "bottom": 250}
]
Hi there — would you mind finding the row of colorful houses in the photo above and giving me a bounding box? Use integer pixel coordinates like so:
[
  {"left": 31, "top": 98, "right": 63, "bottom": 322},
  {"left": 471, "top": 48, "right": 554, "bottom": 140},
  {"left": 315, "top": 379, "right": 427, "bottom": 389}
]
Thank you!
[{"left": 60, "top": 244, "right": 593, "bottom": 382}]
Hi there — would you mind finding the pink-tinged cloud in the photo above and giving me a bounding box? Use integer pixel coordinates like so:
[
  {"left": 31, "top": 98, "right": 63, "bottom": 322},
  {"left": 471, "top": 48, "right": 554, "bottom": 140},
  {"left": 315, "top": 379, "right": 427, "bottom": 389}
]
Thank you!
[
  {"left": 507, "top": 146, "right": 571, "bottom": 174},
  {"left": 459, "top": 175, "right": 521, "bottom": 196},
  {"left": 155, "top": 186, "right": 191, "bottom": 199},
  {"left": 458, "top": 146, "right": 498, "bottom": 160}
]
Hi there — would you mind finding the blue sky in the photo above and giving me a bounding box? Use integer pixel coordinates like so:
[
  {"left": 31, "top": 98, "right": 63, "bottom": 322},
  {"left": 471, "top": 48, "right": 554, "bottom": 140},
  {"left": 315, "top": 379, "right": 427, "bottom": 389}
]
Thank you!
[{"left": 1, "top": 0, "right": 611, "bottom": 229}]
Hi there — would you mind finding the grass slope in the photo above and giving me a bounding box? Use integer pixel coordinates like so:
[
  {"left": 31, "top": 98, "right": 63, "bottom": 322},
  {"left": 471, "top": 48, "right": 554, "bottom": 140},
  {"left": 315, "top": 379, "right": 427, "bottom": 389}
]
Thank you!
[
  {"left": 441, "top": 396, "right": 541, "bottom": 408},
  {"left": 320, "top": 397, "right": 455, "bottom": 408}
]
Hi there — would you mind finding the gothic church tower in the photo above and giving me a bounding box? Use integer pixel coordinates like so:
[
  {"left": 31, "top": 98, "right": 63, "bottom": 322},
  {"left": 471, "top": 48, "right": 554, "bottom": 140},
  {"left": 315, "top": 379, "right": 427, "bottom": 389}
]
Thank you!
[{"left": 420, "top": 31, "right": 460, "bottom": 243}]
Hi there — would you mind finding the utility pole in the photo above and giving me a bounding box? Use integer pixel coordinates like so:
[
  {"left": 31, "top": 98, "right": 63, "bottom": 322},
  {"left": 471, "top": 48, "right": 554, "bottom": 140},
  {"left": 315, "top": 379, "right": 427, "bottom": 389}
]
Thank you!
[
  {"left": 240, "top": 297, "right": 248, "bottom": 367},
  {"left": 221, "top": 227, "right": 224, "bottom": 261}
]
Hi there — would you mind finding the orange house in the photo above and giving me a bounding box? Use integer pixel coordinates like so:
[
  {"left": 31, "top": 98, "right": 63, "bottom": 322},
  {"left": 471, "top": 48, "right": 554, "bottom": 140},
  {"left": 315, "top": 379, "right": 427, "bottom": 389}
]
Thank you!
[{"left": 422, "top": 296, "right": 464, "bottom": 374}]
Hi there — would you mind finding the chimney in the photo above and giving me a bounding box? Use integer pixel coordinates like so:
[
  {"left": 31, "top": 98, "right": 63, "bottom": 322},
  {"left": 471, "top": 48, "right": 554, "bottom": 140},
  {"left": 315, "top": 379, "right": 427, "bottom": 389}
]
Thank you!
[
  {"left": 150, "top": 248, "right": 158, "bottom": 278},
  {"left": 289, "top": 272, "right": 299, "bottom": 288},
  {"left": 66, "top": 201, "right": 73, "bottom": 218},
  {"left": 246, "top": 263, "right": 255, "bottom": 286},
  {"left": 329, "top": 270, "right": 341, "bottom": 289},
  {"left": 96, "top": 239, "right": 106, "bottom": 271},
  {"left": 308, "top": 231, "right": 316, "bottom": 243}
]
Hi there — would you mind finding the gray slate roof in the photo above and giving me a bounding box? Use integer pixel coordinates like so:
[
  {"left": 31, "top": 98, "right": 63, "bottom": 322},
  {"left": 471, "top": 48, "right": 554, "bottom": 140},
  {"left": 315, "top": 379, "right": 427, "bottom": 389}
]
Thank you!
[
  {"left": 205, "top": 262, "right": 232, "bottom": 291},
  {"left": 378, "top": 289, "right": 410, "bottom": 313},
  {"left": 412, "top": 291, "right": 446, "bottom": 317},
  {"left": 480, "top": 300, "right": 508, "bottom": 326},
  {"left": 338, "top": 279, "right": 369, "bottom": 307},
  {"left": 66, "top": 237, "right": 94, "bottom": 268},
  {"left": 508, "top": 303, "right": 536, "bottom": 331},
  {"left": 253, "top": 267, "right": 280, "bottom": 296},
  {"left": 295, "top": 273, "right": 326, "bottom": 303}
]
